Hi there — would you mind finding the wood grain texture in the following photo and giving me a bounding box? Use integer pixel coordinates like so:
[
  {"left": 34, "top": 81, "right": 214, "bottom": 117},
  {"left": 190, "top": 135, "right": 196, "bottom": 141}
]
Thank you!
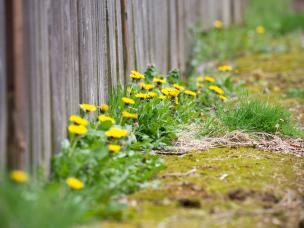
[
  {"left": 0, "top": 0, "right": 6, "bottom": 171},
  {"left": 97, "top": 0, "right": 110, "bottom": 103},
  {"left": 4, "top": 0, "right": 245, "bottom": 173},
  {"left": 49, "top": 0, "right": 66, "bottom": 154}
]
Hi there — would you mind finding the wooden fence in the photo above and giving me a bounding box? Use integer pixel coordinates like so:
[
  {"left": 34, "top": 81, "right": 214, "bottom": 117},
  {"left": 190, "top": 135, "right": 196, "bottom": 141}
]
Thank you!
[{"left": 0, "top": 0, "right": 247, "bottom": 173}]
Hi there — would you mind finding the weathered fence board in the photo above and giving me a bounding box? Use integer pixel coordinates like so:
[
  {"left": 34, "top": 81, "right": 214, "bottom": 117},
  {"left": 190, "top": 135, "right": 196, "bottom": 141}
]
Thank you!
[
  {"left": 0, "top": 0, "right": 6, "bottom": 172},
  {"left": 1, "top": 0, "right": 246, "bottom": 172}
]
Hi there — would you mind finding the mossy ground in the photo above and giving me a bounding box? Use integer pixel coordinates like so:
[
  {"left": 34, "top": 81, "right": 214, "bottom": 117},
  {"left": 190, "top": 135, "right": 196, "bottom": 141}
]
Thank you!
[
  {"left": 101, "top": 34, "right": 304, "bottom": 228},
  {"left": 102, "top": 148, "right": 304, "bottom": 227}
]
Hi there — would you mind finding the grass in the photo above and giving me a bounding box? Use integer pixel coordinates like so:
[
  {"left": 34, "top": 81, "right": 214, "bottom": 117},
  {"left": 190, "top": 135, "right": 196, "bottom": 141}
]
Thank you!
[
  {"left": 218, "top": 98, "right": 303, "bottom": 137},
  {"left": 287, "top": 88, "right": 304, "bottom": 99}
]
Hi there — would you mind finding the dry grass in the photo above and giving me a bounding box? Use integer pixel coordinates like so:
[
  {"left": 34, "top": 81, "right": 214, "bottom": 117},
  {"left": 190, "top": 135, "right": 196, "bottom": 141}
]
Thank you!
[{"left": 156, "top": 127, "right": 304, "bottom": 157}]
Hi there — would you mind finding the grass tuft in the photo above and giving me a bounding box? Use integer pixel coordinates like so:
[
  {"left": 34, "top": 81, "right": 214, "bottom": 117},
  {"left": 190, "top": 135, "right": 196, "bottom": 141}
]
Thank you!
[
  {"left": 287, "top": 88, "right": 304, "bottom": 99},
  {"left": 218, "top": 99, "right": 303, "bottom": 137}
]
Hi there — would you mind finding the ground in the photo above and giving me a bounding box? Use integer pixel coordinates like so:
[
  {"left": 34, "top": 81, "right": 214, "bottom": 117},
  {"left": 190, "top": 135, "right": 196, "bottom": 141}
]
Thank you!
[{"left": 101, "top": 35, "right": 304, "bottom": 228}]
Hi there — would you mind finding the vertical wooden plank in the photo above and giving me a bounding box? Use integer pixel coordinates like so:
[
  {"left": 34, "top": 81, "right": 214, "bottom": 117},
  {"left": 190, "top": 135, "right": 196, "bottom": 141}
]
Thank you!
[
  {"left": 38, "top": 0, "right": 52, "bottom": 174},
  {"left": 176, "top": 0, "right": 185, "bottom": 72},
  {"left": 106, "top": 0, "right": 118, "bottom": 87},
  {"left": 28, "top": 0, "right": 42, "bottom": 172},
  {"left": 222, "top": 0, "right": 232, "bottom": 26},
  {"left": 78, "top": 0, "right": 98, "bottom": 104},
  {"left": 120, "top": 0, "right": 131, "bottom": 84},
  {"left": 64, "top": 0, "right": 80, "bottom": 115},
  {"left": 168, "top": 0, "right": 178, "bottom": 70},
  {"left": 115, "top": 0, "right": 125, "bottom": 86},
  {"left": 10, "top": 0, "right": 31, "bottom": 170},
  {"left": 233, "top": 0, "right": 243, "bottom": 24},
  {"left": 96, "top": 0, "right": 110, "bottom": 103},
  {"left": 141, "top": 0, "right": 149, "bottom": 68},
  {"left": 153, "top": 0, "right": 169, "bottom": 73},
  {"left": 132, "top": 0, "right": 145, "bottom": 72},
  {"left": 0, "top": 0, "right": 6, "bottom": 171},
  {"left": 49, "top": 0, "right": 66, "bottom": 154},
  {"left": 125, "top": 0, "right": 136, "bottom": 79}
]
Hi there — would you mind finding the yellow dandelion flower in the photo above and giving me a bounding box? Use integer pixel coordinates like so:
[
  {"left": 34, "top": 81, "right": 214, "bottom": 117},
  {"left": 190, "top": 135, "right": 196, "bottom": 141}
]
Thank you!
[
  {"left": 161, "top": 88, "right": 179, "bottom": 97},
  {"left": 140, "top": 83, "right": 155, "bottom": 90},
  {"left": 122, "top": 111, "right": 138, "bottom": 119},
  {"left": 122, "top": 97, "right": 135, "bottom": 105},
  {"left": 173, "top": 84, "right": 185, "bottom": 91},
  {"left": 256, "top": 25, "right": 265, "bottom": 34},
  {"left": 80, "top": 104, "right": 97, "bottom": 112},
  {"left": 130, "top": 70, "right": 145, "bottom": 80},
  {"left": 135, "top": 93, "right": 149, "bottom": 99},
  {"left": 159, "top": 95, "right": 167, "bottom": 100},
  {"left": 147, "top": 92, "right": 158, "bottom": 98},
  {"left": 69, "top": 115, "right": 88, "bottom": 126},
  {"left": 66, "top": 177, "right": 84, "bottom": 190},
  {"left": 68, "top": 125, "right": 88, "bottom": 135},
  {"left": 108, "top": 144, "right": 121, "bottom": 153},
  {"left": 204, "top": 76, "right": 215, "bottom": 83},
  {"left": 100, "top": 104, "right": 109, "bottom": 112},
  {"left": 219, "top": 95, "right": 228, "bottom": 101},
  {"left": 105, "top": 128, "right": 128, "bottom": 139},
  {"left": 98, "top": 115, "right": 115, "bottom": 124},
  {"left": 208, "top": 85, "right": 224, "bottom": 95},
  {"left": 184, "top": 90, "right": 197, "bottom": 97},
  {"left": 197, "top": 76, "right": 204, "bottom": 83},
  {"left": 153, "top": 77, "right": 166, "bottom": 84},
  {"left": 218, "top": 65, "right": 232, "bottom": 72},
  {"left": 214, "top": 20, "right": 223, "bottom": 29},
  {"left": 10, "top": 170, "right": 29, "bottom": 183}
]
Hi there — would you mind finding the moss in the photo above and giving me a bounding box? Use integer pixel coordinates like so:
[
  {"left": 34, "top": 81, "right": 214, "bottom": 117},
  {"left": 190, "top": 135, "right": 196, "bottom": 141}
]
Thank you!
[{"left": 102, "top": 148, "right": 304, "bottom": 227}]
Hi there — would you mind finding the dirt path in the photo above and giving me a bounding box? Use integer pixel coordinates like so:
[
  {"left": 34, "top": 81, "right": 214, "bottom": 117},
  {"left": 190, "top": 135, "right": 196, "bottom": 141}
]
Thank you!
[{"left": 101, "top": 38, "right": 304, "bottom": 228}]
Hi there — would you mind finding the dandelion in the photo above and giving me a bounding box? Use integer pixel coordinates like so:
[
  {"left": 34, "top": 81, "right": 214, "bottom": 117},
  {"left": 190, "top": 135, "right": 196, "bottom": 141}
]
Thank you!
[
  {"left": 153, "top": 77, "right": 166, "bottom": 85},
  {"left": 98, "top": 115, "right": 115, "bottom": 124},
  {"left": 161, "top": 88, "right": 179, "bottom": 97},
  {"left": 66, "top": 177, "right": 84, "bottom": 190},
  {"left": 204, "top": 76, "right": 215, "bottom": 83},
  {"left": 69, "top": 115, "right": 88, "bottom": 126},
  {"left": 130, "top": 70, "right": 145, "bottom": 80},
  {"left": 108, "top": 144, "right": 121, "bottom": 153},
  {"left": 173, "top": 84, "right": 185, "bottom": 91},
  {"left": 256, "top": 25, "right": 265, "bottom": 34},
  {"left": 208, "top": 85, "right": 224, "bottom": 95},
  {"left": 147, "top": 91, "right": 158, "bottom": 98},
  {"left": 68, "top": 124, "right": 88, "bottom": 135},
  {"left": 80, "top": 104, "right": 97, "bottom": 112},
  {"left": 159, "top": 95, "right": 167, "bottom": 100},
  {"left": 122, "top": 97, "right": 135, "bottom": 105},
  {"left": 219, "top": 95, "right": 228, "bottom": 101},
  {"left": 135, "top": 93, "right": 149, "bottom": 99},
  {"left": 122, "top": 111, "right": 138, "bottom": 119},
  {"left": 214, "top": 20, "right": 223, "bottom": 29},
  {"left": 105, "top": 128, "right": 128, "bottom": 139},
  {"left": 10, "top": 170, "right": 29, "bottom": 184},
  {"left": 184, "top": 90, "right": 197, "bottom": 97},
  {"left": 100, "top": 104, "right": 109, "bottom": 112},
  {"left": 218, "top": 65, "right": 232, "bottom": 72},
  {"left": 140, "top": 83, "right": 155, "bottom": 90}
]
